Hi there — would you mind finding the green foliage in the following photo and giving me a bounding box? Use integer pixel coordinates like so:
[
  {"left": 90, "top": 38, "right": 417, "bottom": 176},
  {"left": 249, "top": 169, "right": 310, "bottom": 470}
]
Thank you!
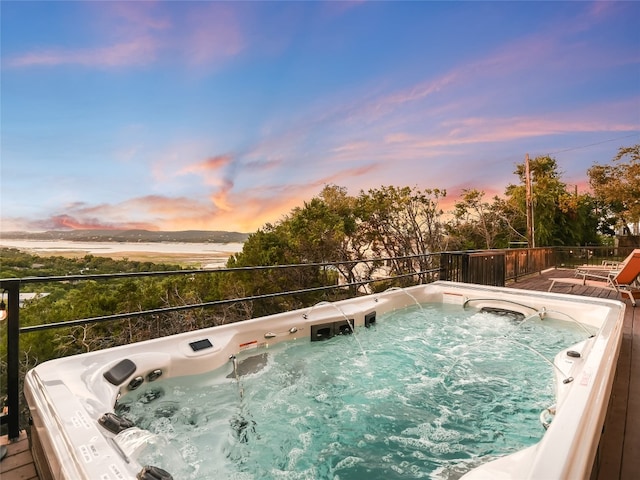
[
  {"left": 228, "top": 184, "right": 447, "bottom": 304},
  {"left": 449, "top": 189, "right": 525, "bottom": 249},
  {"left": 588, "top": 144, "right": 640, "bottom": 233},
  {"left": 0, "top": 248, "right": 231, "bottom": 405},
  {"left": 503, "top": 156, "right": 602, "bottom": 246},
  {"left": 357, "top": 185, "right": 446, "bottom": 255},
  {"left": 0, "top": 249, "right": 181, "bottom": 280}
]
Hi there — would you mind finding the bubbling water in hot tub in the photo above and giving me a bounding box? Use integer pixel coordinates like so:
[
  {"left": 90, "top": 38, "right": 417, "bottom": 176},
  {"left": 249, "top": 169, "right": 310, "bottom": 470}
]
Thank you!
[{"left": 113, "top": 303, "right": 590, "bottom": 480}]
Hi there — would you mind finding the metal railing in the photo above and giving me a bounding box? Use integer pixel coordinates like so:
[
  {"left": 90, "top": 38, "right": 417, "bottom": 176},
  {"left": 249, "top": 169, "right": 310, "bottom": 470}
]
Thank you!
[
  {"left": 1, "top": 246, "right": 633, "bottom": 440},
  {"left": 552, "top": 246, "right": 636, "bottom": 267}
]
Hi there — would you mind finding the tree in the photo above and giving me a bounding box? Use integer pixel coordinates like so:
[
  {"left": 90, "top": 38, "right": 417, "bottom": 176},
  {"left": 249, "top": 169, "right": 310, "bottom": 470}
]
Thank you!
[
  {"left": 505, "top": 155, "right": 600, "bottom": 246},
  {"left": 516, "top": 156, "right": 566, "bottom": 245},
  {"left": 557, "top": 190, "right": 601, "bottom": 246},
  {"left": 356, "top": 186, "right": 446, "bottom": 255},
  {"left": 226, "top": 224, "right": 306, "bottom": 315},
  {"left": 227, "top": 184, "right": 448, "bottom": 295},
  {"left": 450, "top": 189, "right": 519, "bottom": 249},
  {"left": 356, "top": 186, "right": 446, "bottom": 283},
  {"left": 588, "top": 144, "right": 640, "bottom": 235}
]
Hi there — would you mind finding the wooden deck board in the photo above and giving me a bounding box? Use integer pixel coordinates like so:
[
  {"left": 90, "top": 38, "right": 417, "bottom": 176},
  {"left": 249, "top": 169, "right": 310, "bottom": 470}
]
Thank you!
[
  {"left": 1, "top": 269, "right": 637, "bottom": 479},
  {"left": 620, "top": 303, "right": 640, "bottom": 479},
  {"left": 596, "top": 323, "right": 630, "bottom": 479},
  {"left": 0, "top": 431, "right": 38, "bottom": 480}
]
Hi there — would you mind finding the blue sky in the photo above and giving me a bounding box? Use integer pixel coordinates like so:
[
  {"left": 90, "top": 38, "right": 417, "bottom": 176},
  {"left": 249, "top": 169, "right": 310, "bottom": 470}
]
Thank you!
[{"left": 1, "top": 1, "right": 639, "bottom": 233}]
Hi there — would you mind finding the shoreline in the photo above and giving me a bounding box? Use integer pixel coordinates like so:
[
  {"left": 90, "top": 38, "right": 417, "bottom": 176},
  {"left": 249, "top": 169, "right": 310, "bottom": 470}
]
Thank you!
[{"left": 0, "top": 239, "right": 244, "bottom": 268}]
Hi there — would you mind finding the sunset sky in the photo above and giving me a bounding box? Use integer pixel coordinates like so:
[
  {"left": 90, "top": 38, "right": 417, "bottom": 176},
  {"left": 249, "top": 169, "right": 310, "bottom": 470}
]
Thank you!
[{"left": 1, "top": 1, "right": 639, "bottom": 234}]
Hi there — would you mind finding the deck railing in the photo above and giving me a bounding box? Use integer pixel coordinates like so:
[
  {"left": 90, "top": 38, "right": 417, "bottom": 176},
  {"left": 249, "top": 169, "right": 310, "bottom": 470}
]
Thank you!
[
  {"left": 439, "top": 247, "right": 556, "bottom": 284},
  {"left": 0, "top": 245, "right": 634, "bottom": 440}
]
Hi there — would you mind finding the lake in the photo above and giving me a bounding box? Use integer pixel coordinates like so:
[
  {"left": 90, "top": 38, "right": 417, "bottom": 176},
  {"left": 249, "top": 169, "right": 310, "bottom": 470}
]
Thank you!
[{"left": 0, "top": 239, "right": 245, "bottom": 268}]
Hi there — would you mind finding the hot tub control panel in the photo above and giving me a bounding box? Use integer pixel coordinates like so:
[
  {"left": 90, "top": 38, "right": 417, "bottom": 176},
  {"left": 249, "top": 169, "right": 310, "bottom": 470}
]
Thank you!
[{"left": 189, "top": 338, "right": 213, "bottom": 351}]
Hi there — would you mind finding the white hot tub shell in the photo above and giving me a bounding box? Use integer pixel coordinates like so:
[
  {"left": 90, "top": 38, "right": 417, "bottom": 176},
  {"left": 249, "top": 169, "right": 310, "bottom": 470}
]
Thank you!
[{"left": 24, "top": 281, "right": 625, "bottom": 479}]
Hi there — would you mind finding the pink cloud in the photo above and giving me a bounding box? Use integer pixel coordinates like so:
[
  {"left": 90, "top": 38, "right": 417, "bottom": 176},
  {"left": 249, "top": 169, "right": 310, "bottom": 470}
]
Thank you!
[
  {"left": 586, "top": 0, "right": 620, "bottom": 19},
  {"left": 255, "top": 31, "right": 559, "bottom": 154},
  {"left": 8, "top": 37, "right": 159, "bottom": 68},
  {"left": 7, "top": 2, "right": 247, "bottom": 70},
  {"left": 35, "top": 188, "right": 282, "bottom": 232},
  {"left": 338, "top": 5, "right": 631, "bottom": 133},
  {"left": 377, "top": 72, "right": 460, "bottom": 113},
  {"left": 153, "top": 189, "right": 300, "bottom": 232},
  {"left": 179, "top": 155, "right": 234, "bottom": 174},
  {"left": 176, "top": 163, "right": 379, "bottom": 231},
  {"left": 45, "top": 214, "right": 158, "bottom": 231},
  {"left": 49, "top": 196, "right": 214, "bottom": 230},
  {"left": 103, "top": 1, "right": 172, "bottom": 34},
  {"left": 381, "top": 111, "right": 637, "bottom": 153},
  {"left": 322, "top": 0, "right": 366, "bottom": 17},
  {"left": 331, "top": 141, "right": 371, "bottom": 154},
  {"left": 181, "top": 4, "right": 246, "bottom": 66},
  {"left": 209, "top": 179, "right": 235, "bottom": 212}
]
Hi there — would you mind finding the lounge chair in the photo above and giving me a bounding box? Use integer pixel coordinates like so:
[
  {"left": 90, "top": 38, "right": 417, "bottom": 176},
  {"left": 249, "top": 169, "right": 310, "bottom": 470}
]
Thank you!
[
  {"left": 578, "top": 258, "right": 623, "bottom": 269},
  {"left": 549, "top": 249, "right": 640, "bottom": 306},
  {"left": 573, "top": 256, "right": 628, "bottom": 280}
]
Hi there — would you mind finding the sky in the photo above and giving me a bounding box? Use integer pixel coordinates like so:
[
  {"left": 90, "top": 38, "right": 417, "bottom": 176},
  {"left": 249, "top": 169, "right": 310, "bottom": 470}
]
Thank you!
[{"left": 1, "top": 1, "right": 639, "bottom": 234}]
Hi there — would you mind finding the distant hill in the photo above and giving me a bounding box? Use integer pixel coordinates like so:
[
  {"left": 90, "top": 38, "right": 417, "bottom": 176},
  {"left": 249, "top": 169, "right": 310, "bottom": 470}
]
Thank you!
[{"left": 1, "top": 229, "right": 250, "bottom": 244}]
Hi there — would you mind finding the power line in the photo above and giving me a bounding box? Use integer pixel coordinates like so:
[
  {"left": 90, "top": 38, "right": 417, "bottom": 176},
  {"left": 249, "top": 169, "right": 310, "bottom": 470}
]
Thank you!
[{"left": 547, "top": 132, "right": 639, "bottom": 155}]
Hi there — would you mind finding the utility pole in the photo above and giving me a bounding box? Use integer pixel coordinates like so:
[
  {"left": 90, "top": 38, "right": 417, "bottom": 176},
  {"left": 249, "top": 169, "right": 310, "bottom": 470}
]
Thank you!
[{"left": 525, "top": 153, "right": 535, "bottom": 248}]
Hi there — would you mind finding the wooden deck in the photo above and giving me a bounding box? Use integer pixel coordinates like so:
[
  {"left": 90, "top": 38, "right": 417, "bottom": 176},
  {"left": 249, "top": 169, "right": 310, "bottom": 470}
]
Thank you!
[{"left": 1, "top": 268, "right": 638, "bottom": 479}]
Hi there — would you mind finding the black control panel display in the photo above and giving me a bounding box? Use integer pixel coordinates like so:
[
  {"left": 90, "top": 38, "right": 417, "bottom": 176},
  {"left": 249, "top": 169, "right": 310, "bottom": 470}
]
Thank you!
[{"left": 189, "top": 338, "right": 213, "bottom": 351}]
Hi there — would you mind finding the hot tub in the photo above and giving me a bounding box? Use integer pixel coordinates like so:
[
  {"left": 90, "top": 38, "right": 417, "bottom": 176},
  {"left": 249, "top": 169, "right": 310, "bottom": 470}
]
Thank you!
[{"left": 24, "top": 281, "right": 624, "bottom": 479}]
